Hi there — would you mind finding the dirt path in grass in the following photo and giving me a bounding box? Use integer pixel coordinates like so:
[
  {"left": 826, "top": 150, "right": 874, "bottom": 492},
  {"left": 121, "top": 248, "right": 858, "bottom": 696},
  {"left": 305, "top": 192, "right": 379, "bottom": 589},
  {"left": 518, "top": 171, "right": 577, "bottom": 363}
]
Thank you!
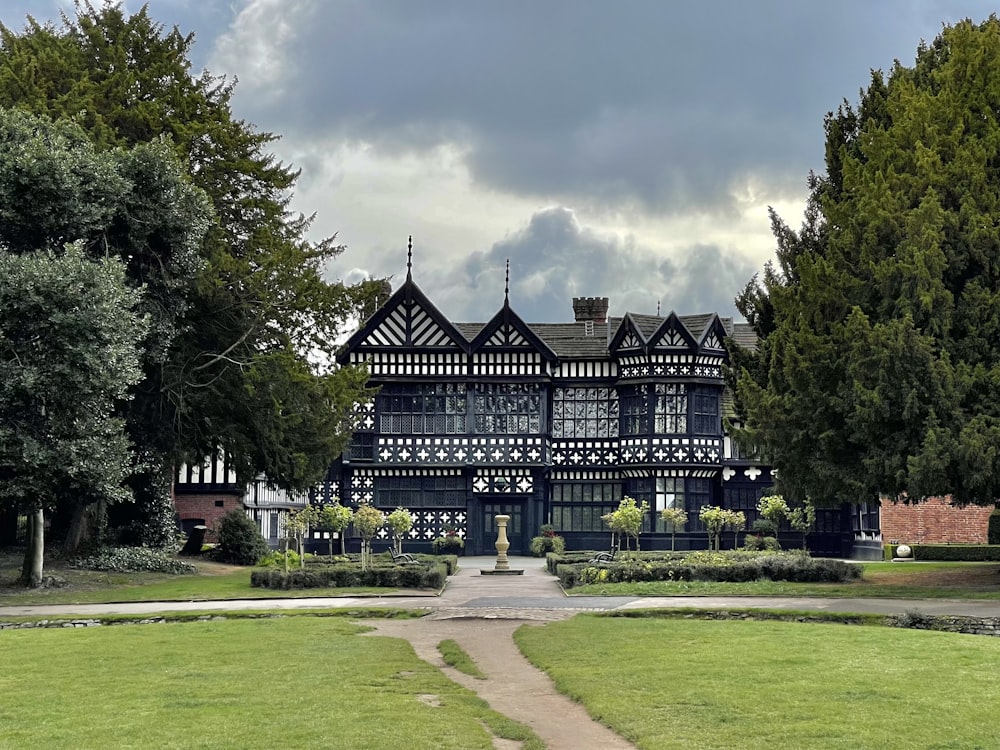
[
  {"left": 359, "top": 556, "right": 636, "bottom": 750},
  {"left": 363, "top": 616, "right": 637, "bottom": 750}
]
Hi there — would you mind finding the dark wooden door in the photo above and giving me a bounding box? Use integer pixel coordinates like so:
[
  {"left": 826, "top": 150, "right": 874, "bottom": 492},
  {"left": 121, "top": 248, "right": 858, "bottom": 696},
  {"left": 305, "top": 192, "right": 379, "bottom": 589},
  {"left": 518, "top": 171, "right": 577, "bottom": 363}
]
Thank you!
[{"left": 478, "top": 501, "right": 526, "bottom": 555}]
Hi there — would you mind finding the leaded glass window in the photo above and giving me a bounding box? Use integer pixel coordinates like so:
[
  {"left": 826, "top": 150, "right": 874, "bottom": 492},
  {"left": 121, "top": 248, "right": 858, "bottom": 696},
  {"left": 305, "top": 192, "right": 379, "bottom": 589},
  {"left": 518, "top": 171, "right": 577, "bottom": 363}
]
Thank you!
[
  {"left": 549, "top": 482, "right": 622, "bottom": 532},
  {"left": 692, "top": 389, "right": 720, "bottom": 435},
  {"left": 654, "top": 383, "right": 687, "bottom": 433},
  {"left": 654, "top": 477, "right": 686, "bottom": 532},
  {"left": 552, "top": 387, "right": 619, "bottom": 438},
  {"left": 377, "top": 383, "right": 467, "bottom": 435},
  {"left": 619, "top": 385, "right": 648, "bottom": 435},
  {"left": 473, "top": 383, "right": 541, "bottom": 434}
]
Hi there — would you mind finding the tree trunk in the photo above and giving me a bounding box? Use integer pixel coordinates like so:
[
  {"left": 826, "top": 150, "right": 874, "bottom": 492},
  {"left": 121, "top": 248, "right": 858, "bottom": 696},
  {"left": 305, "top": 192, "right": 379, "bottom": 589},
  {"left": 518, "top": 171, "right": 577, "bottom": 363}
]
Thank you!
[
  {"left": 20, "top": 507, "right": 44, "bottom": 587},
  {"left": 63, "top": 501, "right": 92, "bottom": 556}
]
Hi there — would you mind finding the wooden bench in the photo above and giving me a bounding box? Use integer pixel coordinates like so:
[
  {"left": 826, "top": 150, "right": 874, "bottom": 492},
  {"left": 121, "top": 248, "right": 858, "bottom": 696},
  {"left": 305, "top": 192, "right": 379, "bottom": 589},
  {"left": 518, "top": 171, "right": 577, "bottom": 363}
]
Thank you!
[
  {"left": 389, "top": 548, "right": 419, "bottom": 565},
  {"left": 588, "top": 547, "right": 618, "bottom": 564}
]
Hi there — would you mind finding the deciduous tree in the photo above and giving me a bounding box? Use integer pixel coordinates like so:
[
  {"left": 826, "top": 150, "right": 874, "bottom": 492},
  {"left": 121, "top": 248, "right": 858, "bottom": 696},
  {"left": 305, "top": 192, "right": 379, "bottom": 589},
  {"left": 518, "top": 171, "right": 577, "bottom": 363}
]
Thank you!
[
  {"left": 0, "top": 3, "right": 381, "bottom": 545},
  {"left": 0, "top": 247, "right": 145, "bottom": 585}
]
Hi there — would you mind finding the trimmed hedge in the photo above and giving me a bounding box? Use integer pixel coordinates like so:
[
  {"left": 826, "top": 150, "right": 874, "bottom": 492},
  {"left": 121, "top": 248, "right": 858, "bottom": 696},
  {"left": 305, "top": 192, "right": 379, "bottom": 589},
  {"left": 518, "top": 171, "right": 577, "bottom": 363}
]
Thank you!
[
  {"left": 884, "top": 544, "right": 1000, "bottom": 562},
  {"left": 251, "top": 561, "right": 448, "bottom": 590},
  {"left": 553, "top": 551, "right": 861, "bottom": 588}
]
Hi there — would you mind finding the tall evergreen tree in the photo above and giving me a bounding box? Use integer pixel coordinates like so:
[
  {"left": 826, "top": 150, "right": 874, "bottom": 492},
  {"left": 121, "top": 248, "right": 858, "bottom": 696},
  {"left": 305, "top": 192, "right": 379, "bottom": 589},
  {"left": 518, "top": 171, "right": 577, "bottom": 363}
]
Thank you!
[
  {"left": 734, "top": 16, "right": 1000, "bottom": 507},
  {"left": 0, "top": 3, "right": 378, "bottom": 543}
]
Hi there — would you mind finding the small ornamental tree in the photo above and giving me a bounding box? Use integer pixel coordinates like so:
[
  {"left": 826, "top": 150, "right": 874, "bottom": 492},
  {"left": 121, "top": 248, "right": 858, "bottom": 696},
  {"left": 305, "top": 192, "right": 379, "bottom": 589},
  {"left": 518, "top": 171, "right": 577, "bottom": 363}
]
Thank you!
[
  {"left": 787, "top": 501, "right": 816, "bottom": 551},
  {"left": 659, "top": 507, "right": 688, "bottom": 551},
  {"left": 285, "top": 506, "right": 319, "bottom": 571},
  {"left": 353, "top": 504, "right": 385, "bottom": 571},
  {"left": 757, "top": 495, "right": 789, "bottom": 547},
  {"left": 316, "top": 502, "right": 353, "bottom": 556},
  {"left": 387, "top": 507, "right": 414, "bottom": 555},
  {"left": 603, "top": 496, "right": 649, "bottom": 556},
  {"left": 724, "top": 510, "right": 747, "bottom": 550},
  {"left": 699, "top": 506, "right": 727, "bottom": 551}
]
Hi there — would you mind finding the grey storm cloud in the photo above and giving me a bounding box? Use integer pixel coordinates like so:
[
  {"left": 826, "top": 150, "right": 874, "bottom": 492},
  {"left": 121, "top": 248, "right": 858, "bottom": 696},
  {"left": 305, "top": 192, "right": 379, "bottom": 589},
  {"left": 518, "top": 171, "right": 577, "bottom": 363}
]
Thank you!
[
  {"left": 218, "top": 0, "right": 989, "bottom": 216},
  {"left": 437, "top": 207, "right": 757, "bottom": 323}
]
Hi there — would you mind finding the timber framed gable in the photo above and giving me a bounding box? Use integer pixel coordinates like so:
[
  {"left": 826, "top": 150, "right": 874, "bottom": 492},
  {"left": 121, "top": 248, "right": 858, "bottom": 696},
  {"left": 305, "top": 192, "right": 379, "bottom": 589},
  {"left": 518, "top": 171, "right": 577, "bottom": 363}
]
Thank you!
[
  {"left": 338, "top": 277, "right": 470, "bottom": 377},
  {"left": 470, "top": 300, "right": 559, "bottom": 378}
]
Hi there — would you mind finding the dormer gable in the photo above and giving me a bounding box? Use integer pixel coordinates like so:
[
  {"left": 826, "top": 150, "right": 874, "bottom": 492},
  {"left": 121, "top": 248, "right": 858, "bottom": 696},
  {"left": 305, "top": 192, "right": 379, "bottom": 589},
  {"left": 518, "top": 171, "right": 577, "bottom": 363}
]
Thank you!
[
  {"left": 647, "top": 310, "right": 698, "bottom": 352},
  {"left": 695, "top": 313, "right": 729, "bottom": 353},
  {"left": 609, "top": 313, "right": 648, "bottom": 354},
  {"left": 470, "top": 300, "right": 559, "bottom": 362}
]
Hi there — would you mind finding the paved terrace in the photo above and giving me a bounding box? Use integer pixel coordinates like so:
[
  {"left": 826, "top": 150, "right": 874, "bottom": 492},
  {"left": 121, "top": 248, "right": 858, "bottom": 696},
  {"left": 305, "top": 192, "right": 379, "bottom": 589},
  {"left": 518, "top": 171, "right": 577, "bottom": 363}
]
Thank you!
[{"left": 1, "top": 555, "right": 1000, "bottom": 620}]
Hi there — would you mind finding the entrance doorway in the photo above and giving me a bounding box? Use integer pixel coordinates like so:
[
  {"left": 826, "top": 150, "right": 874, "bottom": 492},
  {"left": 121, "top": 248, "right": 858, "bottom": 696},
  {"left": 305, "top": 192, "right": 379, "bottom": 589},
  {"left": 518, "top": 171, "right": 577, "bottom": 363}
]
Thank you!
[{"left": 476, "top": 501, "right": 526, "bottom": 556}]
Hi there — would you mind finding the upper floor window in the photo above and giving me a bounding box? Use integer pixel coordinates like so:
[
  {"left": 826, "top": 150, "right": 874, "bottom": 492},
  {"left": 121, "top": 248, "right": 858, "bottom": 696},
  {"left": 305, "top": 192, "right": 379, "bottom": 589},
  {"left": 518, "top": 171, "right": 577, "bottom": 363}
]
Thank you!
[
  {"left": 377, "top": 383, "right": 467, "bottom": 434},
  {"left": 553, "top": 387, "right": 619, "bottom": 439},
  {"left": 474, "top": 383, "right": 541, "bottom": 433},
  {"left": 620, "top": 385, "right": 648, "bottom": 435},
  {"left": 653, "top": 383, "right": 687, "bottom": 433},
  {"left": 692, "top": 389, "right": 720, "bottom": 435}
]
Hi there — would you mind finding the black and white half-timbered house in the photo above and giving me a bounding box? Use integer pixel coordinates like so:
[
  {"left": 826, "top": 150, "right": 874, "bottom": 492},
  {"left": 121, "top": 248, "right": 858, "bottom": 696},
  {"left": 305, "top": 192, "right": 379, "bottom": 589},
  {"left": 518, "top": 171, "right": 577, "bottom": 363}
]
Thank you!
[{"left": 325, "top": 249, "right": 856, "bottom": 557}]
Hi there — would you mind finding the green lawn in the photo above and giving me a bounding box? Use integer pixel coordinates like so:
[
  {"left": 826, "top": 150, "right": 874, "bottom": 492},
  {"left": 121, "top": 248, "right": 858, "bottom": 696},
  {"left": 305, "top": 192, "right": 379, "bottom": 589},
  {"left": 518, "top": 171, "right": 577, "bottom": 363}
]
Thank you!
[
  {"left": 515, "top": 614, "right": 1000, "bottom": 749},
  {"left": 0, "top": 557, "right": 407, "bottom": 606},
  {"left": 0, "top": 617, "right": 541, "bottom": 749},
  {"left": 568, "top": 560, "right": 1000, "bottom": 598}
]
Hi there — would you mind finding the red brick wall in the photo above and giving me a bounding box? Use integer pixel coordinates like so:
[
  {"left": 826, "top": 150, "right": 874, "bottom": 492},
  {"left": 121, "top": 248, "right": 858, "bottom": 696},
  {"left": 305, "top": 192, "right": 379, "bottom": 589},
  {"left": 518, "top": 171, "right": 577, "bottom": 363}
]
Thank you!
[
  {"left": 880, "top": 496, "right": 993, "bottom": 544},
  {"left": 173, "top": 492, "right": 243, "bottom": 540}
]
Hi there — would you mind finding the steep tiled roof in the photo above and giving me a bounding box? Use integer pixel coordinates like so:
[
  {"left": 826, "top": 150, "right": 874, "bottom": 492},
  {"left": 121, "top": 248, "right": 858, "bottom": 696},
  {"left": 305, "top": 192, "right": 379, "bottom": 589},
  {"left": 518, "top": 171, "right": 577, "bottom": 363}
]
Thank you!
[
  {"left": 452, "top": 314, "right": 752, "bottom": 358},
  {"left": 730, "top": 322, "right": 758, "bottom": 352}
]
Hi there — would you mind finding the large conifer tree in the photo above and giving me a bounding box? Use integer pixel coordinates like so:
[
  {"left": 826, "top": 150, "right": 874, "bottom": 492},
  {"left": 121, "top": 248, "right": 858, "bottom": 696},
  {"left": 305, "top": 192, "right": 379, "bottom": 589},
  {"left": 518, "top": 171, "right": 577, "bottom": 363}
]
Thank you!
[{"left": 735, "top": 17, "right": 1000, "bottom": 506}]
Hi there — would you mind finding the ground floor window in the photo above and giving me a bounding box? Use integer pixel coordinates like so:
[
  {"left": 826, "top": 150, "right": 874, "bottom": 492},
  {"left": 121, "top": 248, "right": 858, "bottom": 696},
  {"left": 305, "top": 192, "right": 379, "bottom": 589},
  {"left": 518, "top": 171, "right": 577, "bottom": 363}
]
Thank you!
[{"left": 550, "top": 481, "right": 622, "bottom": 532}]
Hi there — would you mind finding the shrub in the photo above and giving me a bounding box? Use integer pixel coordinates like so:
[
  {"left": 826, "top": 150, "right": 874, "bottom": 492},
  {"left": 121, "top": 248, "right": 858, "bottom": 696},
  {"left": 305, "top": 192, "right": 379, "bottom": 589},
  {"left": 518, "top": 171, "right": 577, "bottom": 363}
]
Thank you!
[
  {"left": 529, "top": 534, "right": 565, "bottom": 557},
  {"left": 257, "top": 550, "right": 316, "bottom": 568},
  {"left": 250, "top": 561, "right": 448, "bottom": 590},
  {"left": 215, "top": 509, "right": 269, "bottom": 565},
  {"left": 989, "top": 511, "right": 1000, "bottom": 545},
  {"left": 432, "top": 535, "right": 464, "bottom": 554},
  {"left": 743, "top": 535, "right": 781, "bottom": 552},
  {"left": 70, "top": 547, "right": 197, "bottom": 574}
]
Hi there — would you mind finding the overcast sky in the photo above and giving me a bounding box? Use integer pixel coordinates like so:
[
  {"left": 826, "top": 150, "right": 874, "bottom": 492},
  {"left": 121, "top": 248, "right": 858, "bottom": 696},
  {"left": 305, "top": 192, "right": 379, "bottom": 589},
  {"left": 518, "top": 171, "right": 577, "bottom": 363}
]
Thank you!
[{"left": 2, "top": 1, "right": 996, "bottom": 323}]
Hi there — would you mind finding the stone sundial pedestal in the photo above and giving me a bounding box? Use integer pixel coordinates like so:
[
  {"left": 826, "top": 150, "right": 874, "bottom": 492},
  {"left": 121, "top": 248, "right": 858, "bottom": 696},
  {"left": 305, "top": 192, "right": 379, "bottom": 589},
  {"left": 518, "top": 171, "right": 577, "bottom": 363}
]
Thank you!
[{"left": 480, "top": 514, "right": 524, "bottom": 575}]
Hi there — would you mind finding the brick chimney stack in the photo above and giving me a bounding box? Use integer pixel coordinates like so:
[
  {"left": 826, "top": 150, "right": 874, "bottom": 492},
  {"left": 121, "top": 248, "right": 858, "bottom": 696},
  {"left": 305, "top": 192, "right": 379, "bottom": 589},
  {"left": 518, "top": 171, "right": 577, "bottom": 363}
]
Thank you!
[{"left": 572, "top": 297, "right": 609, "bottom": 324}]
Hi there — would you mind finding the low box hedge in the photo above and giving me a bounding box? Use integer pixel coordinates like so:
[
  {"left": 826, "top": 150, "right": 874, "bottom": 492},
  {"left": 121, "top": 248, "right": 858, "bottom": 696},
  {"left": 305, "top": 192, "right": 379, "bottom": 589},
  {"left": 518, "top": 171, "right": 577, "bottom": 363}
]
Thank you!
[
  {"left": 251, "top": 561, "right": 448, "bottom": 590},
  {"left": 554, "top": 551, "right": 861, "bottom": 588},
  {"left": 884, "top": 544, "right": 1000, "bottom": 562}
]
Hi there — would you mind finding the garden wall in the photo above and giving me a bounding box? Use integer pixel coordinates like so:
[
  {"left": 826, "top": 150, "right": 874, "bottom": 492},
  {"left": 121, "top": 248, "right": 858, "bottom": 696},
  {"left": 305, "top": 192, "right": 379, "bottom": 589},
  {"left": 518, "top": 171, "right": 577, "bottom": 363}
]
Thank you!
[{"left": 880, "top": 496, "right": 992, "bottom": 544}]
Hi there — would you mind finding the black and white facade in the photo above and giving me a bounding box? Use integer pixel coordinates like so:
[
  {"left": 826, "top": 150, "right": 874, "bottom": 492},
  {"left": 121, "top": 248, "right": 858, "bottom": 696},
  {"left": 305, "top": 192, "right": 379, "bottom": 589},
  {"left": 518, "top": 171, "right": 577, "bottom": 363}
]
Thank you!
[{"left": 323, "top": 258, "right": 835, "bottom": 557}]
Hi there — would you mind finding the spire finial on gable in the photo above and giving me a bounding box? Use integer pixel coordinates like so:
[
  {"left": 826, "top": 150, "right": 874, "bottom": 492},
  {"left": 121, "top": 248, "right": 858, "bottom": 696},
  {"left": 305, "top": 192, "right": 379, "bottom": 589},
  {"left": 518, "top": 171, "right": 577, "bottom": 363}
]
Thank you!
[
  {"left": 504, "top": 258, "right": 510, "bottom": 305},
  {"left": 657, "top": 299, "right": 661, "bottom": 316},
  {"left": 406, "top": 235, "right": 413, "bottom": 280}
]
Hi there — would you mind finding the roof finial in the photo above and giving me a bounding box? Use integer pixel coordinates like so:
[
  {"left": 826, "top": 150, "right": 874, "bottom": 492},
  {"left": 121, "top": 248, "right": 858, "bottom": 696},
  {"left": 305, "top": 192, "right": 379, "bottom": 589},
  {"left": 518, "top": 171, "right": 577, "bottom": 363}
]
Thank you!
[
  {"left": 504, "top": 259, "right": 510, "bottom": 304},
  {"left": 406, "top": 235, "right": 413, "bottom": 281},
  {"left": 657, "top": 299, "right": 661, "bottom": 316}
]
